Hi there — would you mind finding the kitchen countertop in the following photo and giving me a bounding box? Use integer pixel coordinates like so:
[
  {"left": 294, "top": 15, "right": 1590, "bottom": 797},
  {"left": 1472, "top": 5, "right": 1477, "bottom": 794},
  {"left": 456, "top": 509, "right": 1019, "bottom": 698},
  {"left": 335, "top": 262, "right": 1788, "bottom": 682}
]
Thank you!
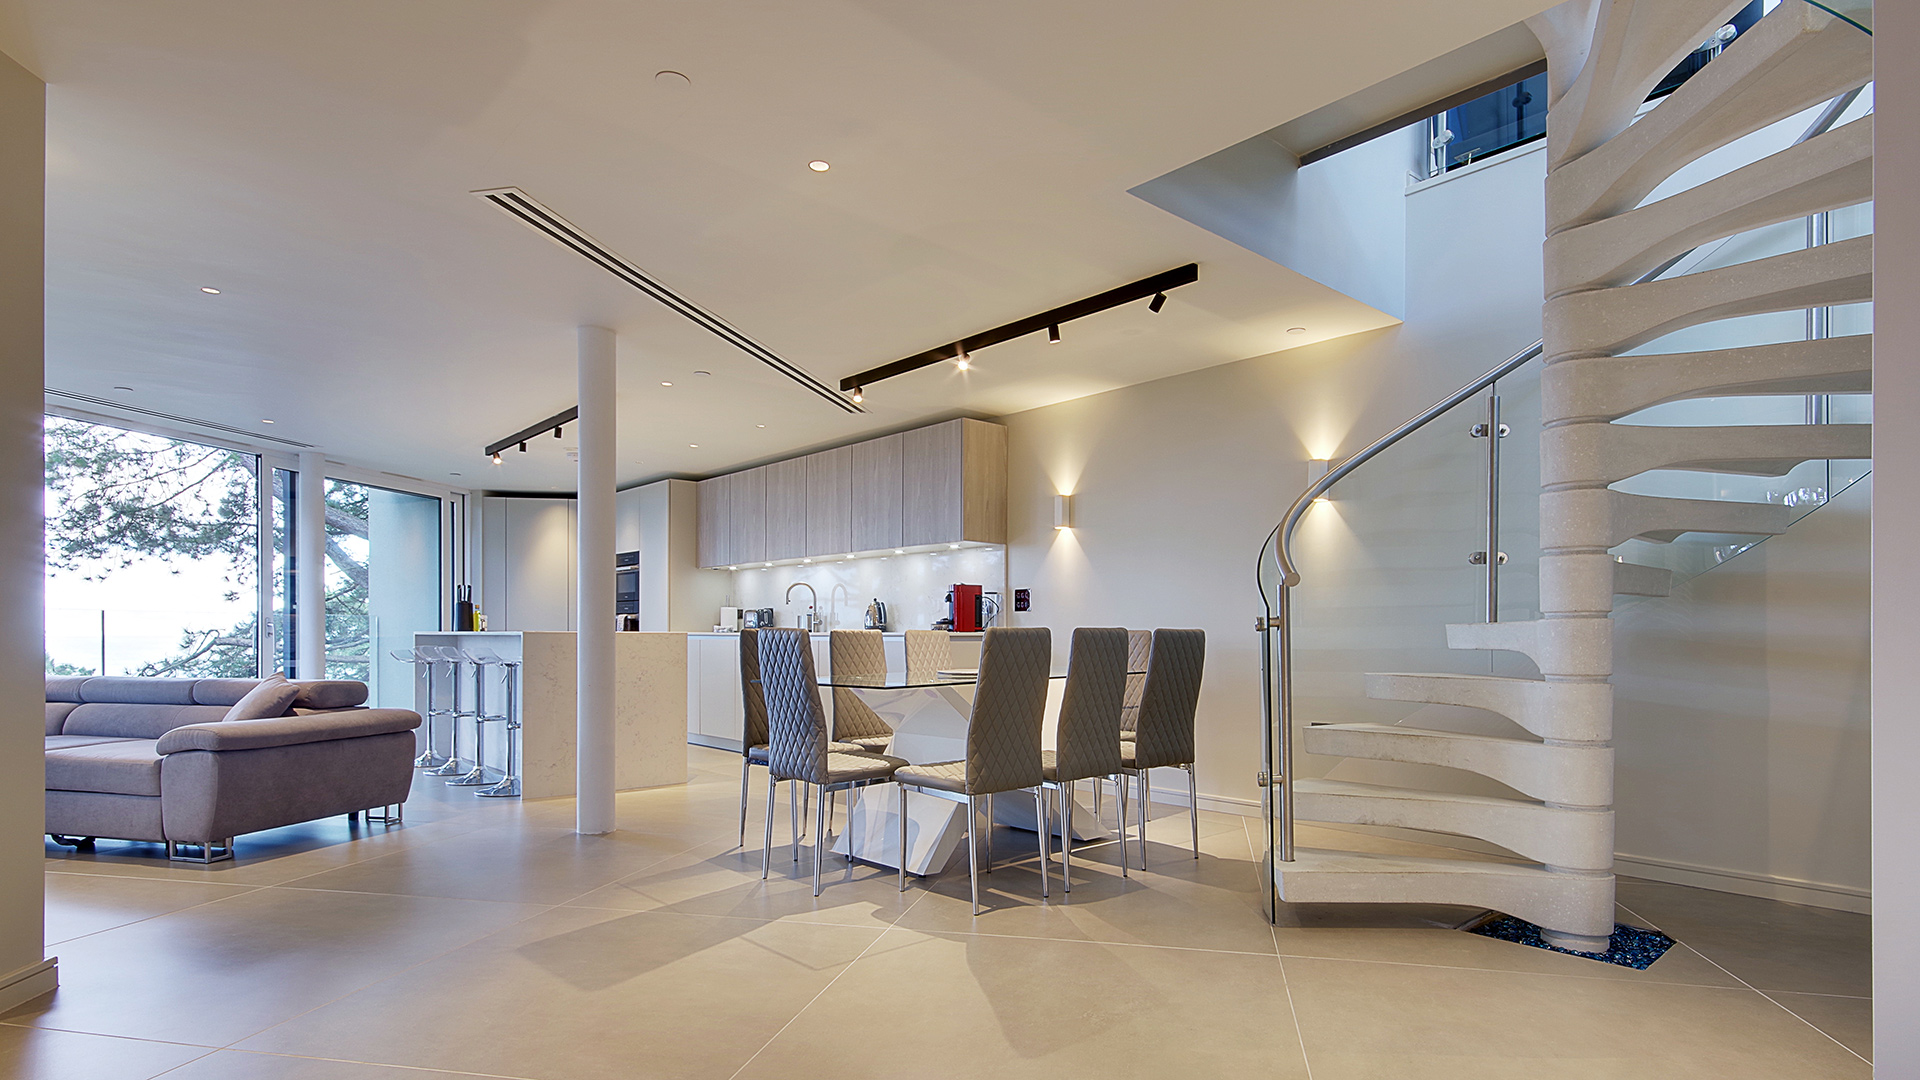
[{"left": 685, "top": 630, "right": 986, "bottom": 638}]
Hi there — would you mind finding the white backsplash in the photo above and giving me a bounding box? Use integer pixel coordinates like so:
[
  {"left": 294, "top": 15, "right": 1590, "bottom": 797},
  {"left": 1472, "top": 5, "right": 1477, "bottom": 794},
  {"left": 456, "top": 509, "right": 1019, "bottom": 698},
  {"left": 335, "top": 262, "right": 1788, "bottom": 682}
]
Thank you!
[{"left": 721, "top": 547, "right": 1007, "bottom": 632}]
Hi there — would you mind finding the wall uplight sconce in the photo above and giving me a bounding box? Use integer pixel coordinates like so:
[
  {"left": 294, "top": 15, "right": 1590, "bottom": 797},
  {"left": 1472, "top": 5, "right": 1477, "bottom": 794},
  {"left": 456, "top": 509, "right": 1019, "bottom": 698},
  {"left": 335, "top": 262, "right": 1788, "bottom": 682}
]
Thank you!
[
  {"left": 1306, "top": 459, "right": 1332, "bottom": 504},
  {"left": 1054, "top": 493, "right": 1074, "bottom": 530}
]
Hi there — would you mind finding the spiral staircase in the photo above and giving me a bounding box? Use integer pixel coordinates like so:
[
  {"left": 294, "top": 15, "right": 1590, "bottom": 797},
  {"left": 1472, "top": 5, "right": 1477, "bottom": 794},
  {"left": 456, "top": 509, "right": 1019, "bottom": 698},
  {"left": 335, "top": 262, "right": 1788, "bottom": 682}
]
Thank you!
[{"left": 1259, "top": 0, "right": 1873, "bottom": 951}]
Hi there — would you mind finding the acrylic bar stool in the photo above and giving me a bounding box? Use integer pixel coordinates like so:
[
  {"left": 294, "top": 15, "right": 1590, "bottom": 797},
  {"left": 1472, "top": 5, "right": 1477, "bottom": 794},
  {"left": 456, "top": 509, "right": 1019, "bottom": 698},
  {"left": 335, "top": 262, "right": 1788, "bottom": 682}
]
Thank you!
[
  {"left": 468, "top": 646, "right": 521, "bottom": 798},
  {"left": 421, "top": 645, "right": 469, "bottom": 778},
  {"left": 390, "top": 646, "right": 448, "bottom": 769},
  {"left": 440, "top": 645, "right": 494, "bottom": 788}
]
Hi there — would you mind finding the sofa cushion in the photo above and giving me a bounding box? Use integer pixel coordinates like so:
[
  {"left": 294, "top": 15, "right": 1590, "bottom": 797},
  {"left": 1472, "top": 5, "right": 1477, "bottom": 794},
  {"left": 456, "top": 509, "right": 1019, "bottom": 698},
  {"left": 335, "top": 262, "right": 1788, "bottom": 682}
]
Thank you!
[
  {"left": 45, "top": 740, "right": 164, "bottom": 797},
  {"left": 79, "top": 677, "right": 200, "bottom": 705},
  {"left": 224, "top": 674, "right": 299, "bottom": 722},
  {"left": 46, "top": 734, "right": 139, "bottom": 752},
  {"left": 45, "top": 676, "right": 87, "bottom": 703},
  {"left": 47, "top": 701, "right": 79, "bottom": 736},
  {"left": 189, "top": 678, "right": 263, "bottom": 707},
  {"left": 157, "top": 708, "right": 421, "bottom": 754},
  {"left": 61, "top": 702, "right": 233, "bottom": 741}
]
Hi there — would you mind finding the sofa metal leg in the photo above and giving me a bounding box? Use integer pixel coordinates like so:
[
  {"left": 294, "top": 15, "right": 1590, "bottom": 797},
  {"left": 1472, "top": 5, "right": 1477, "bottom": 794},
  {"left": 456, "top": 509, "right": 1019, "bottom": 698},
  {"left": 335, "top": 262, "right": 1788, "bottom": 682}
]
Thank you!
[
  {"left": 49, "top": 834, "right": 95, "bottom": 851},
  {"left": 167, "top": 838, "right": 234, "bottom": 864},
  {"left": 362, "top": 804, "right": 404, "bottom": 826}
]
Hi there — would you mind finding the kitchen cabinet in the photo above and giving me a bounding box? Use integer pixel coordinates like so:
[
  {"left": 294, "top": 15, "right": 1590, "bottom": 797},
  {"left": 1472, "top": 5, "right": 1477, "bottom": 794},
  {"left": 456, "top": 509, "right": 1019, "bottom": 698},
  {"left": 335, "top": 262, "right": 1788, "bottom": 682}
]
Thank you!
[
  {"left": 685, "top": 633, "right": 833, "bottom": 749},
  {"left": 694, "top": 418, "right": 1004, "bottom": 568},
  {"left": 850, "top": 433, "right": 902, "bottom": 553},
  {"left": 730, "top": 465, "right": 768, "bottom": 566},
  {"left": 479, "top": 496, "right": 576, "bottom": 631},
  {"left": 806, "top": 445, "right": 854, "bottom": 557},
  {"left": 697, "top": 473, "right": 730, "bottom": 568},
  {"left": 903, "top": 418, "right": 1006, "bottom": 547},
  {"left": 764, "top": 457, "right": 809, "bottom": 562}
]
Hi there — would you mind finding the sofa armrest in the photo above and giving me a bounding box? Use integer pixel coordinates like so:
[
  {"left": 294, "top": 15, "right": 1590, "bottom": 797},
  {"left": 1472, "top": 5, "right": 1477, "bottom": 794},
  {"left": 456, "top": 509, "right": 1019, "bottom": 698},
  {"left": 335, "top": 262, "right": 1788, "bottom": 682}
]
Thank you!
[{"left": 155, "top": 708, "right": 421, "bottom": 754}]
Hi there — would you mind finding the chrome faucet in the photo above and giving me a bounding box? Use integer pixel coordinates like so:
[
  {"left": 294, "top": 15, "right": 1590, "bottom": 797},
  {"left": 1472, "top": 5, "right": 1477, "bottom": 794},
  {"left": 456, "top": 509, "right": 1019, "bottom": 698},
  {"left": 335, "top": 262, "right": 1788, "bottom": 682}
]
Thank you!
[{"left": 785, "top": 581, "right": 820, "bottom": 632}]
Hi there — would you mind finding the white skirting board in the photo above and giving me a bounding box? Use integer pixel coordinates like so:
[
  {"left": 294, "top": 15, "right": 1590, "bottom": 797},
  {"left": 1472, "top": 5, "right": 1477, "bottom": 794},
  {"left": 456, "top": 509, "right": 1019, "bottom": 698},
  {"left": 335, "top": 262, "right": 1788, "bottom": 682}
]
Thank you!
[
  {"left": 1612, "top": 854, "right": 1871, "bottom": 915},
  {"left": 0, "top": 957, "right": 56, "bottom": 1014}
]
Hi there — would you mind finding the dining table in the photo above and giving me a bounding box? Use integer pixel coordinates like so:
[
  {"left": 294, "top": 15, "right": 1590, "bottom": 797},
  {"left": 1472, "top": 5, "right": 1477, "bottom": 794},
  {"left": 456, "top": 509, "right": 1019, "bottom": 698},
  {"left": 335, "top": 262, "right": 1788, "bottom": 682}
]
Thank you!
[{"left": 813, "top": 666, "right": 1118, "bottom": 877}]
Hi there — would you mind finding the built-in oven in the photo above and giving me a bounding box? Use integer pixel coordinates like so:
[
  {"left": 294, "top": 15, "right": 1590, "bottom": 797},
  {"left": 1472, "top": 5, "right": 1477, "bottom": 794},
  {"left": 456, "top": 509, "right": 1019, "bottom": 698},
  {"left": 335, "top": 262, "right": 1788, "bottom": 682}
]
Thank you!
[{"left": 615, "top": 550, "right": 640, "bottom": 616}]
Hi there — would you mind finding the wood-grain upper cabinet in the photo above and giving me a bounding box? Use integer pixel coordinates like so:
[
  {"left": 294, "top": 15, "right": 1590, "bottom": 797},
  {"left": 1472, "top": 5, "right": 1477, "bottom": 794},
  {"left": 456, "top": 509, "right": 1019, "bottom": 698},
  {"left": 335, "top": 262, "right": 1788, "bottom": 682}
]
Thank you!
[
  {"left": 850, "top": 432, "right": 903, "bottom": 553},
  {"left": 695, "top": 418, "right": 1004, "bottom": 565},
  {"left": 697, "top": 474, "right": 731, "bottom": 569},
  {"left": 764, "top": 457, "right": 809, "bottom": 562},
  {"left": 903, "top": 418, "right": 1006, "bottom": 547},
  {"left": 730, "top": 466, "right": 768, "bottom": 566},
  {"left": 806, "top": 446, "right": 853, "bottom": 557}
]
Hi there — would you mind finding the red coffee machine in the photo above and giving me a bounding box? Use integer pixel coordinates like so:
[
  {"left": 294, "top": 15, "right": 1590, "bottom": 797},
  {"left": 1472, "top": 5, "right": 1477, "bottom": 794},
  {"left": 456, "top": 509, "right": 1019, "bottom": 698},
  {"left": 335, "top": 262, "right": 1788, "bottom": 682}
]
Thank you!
[{"left": 947, "top": 584, "right": 984, "bottom": 632}]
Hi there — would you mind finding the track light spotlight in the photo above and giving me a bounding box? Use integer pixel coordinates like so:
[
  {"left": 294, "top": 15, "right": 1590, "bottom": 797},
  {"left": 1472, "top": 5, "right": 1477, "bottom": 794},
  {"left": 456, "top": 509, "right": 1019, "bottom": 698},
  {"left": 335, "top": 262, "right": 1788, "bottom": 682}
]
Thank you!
[
  {"left": 850, "top": 387, "right": 864, "bottom": 403},
  {"left": 1047, "top": 324, "right": 1060, "bottom": 343},
  {"left": 554, "top": 426, "right": 563, "bottom": 438},
  {"left": 492, "top": 452, "right": 502, "bottom": 465},
  {"left": 956, "top": 346, "right": 971, "bottom": 371},
  {"left": 518, "top": 441, "right": 527, "bottom": 452},
  {"left": 1148, "top": 291, "right": 1167, "bottom": 313}
]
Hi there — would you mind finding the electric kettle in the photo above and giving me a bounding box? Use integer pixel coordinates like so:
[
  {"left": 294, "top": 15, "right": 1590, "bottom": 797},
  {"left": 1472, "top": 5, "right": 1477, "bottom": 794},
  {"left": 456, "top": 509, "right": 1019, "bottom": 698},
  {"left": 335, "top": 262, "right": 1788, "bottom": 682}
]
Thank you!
[{"left": 864, "top": 599, "right": 887, "bottom": 631}]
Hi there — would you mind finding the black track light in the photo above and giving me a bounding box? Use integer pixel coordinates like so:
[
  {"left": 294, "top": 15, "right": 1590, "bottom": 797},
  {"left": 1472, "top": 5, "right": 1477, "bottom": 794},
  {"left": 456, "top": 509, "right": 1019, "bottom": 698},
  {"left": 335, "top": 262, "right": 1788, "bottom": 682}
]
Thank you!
[
  {"left": 1148, "top": 291, "right": 1167, "bottom": 313},
  {"left": 554, "top": 426, "right": 563, "bottom": 438},
  {"left": 850, "top": 387, "right": 864, "bottom": 404},
  {"left": 492, "top": 452, "right": 502, "bottom": 465},
  {"left": 1047, "top": 324, "right": 1060, "bottom": 343},
  {"left": 519, "top": 441, "right": 528, "bottom": 452}
]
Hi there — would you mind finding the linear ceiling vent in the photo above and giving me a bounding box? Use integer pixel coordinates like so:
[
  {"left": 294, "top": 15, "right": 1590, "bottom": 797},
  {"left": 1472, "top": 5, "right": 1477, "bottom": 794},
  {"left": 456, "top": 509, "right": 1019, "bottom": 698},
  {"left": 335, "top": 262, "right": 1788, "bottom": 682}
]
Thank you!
[{"left": 473, "top": 187, "right": 859, "bottom": 414}]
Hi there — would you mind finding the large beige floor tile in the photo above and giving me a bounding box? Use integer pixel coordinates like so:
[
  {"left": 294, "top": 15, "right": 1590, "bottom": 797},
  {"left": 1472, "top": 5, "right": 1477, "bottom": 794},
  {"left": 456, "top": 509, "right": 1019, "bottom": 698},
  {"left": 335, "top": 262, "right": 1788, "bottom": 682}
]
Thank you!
[
  {"left": 893, "top": 840, "right": 1278, "bottom": 955},
  {"left": 237, "top": 905, "right": 883, "bottom": 1080},
  {"left": 6, "top": 888, "right": 548, "bottom": 1045},
  {"left": 567, "top": 835, "right": 918, "bottom": 928},
  {"left": 40, "top": 817, "right": 485, "bottom": 888},
  {"left": 1766, "top": 991, "right": 1872, "bottom": 1062},
  {"left": 1282, "top": 955, "right": 1871, "bottom": 1079},
  {"left": 281, "top": 823, "right": 699, "bottom": 904},
  {"left": 734, "top": 927, "right": 1310, "bottom": 1079},
  {"left": 1615, "top": 881, "right": 1870, "bottom": 996},
  {"left": 44, "top": 872, "right": 259, "bottom": 946},
  {"left": 0, "top": 1022, "right": 213, "bottom": 1080},
  {"left": 160, "top": 1048, "right": 524, "bottom": 1079}
]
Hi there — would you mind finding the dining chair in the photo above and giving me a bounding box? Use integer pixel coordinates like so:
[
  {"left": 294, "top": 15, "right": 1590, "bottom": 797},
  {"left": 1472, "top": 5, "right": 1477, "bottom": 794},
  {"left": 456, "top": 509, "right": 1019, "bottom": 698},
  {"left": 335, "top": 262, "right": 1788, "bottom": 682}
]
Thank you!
[
  {"left": 828, "top": 630, "right": 897, "bottom": 752},
  {"left": 894, "top": 626, "right": 1052, "bottom": 914},
  {"left": 737, "top": 627, "right": 862, "bottom": 846},
  {"left": 758, "top": 628, "right": 907, "bottom": 896},
  {"left": 903, "top": 629, "right": 951, "bottom": 675},
  {"left": 1119, "top": 628, "right": 1206, "bottom": 868},
  {"left": 1092, "top": 629, "right": 1152, "bottom": 827},
  {"left": 1042, "top": 627, "right": 1130, "bottom": 891}
]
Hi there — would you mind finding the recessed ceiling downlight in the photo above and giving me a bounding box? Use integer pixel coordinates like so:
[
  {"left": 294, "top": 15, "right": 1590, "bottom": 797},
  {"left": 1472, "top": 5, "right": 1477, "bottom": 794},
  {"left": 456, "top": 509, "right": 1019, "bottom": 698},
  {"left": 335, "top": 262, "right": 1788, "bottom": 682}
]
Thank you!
[
  {"left": 655, "top": 70, "right": 691, "bottom": 89},
  {"left": 112, "top": 385, "right": 133, "bottom": 392},
  {"left": 1287, "top": 326, "right": 1307, "bottom": 334},
  {"left": 808, "top": 160, "right": 830, "bottom": 172},
  {"left": 200, "top": 287, "right": 221, "bottom": 294}
]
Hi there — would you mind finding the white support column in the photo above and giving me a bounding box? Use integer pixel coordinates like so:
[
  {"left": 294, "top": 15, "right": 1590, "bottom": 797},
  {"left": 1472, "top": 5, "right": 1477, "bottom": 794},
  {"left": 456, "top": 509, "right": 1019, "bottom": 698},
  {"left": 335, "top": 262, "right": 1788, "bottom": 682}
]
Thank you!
[
  {"left": 576, "top": 326, "right": 617, "bottom": 834},
  {"left": 295, "top": 450, "right": 327, "bottom": 679}
]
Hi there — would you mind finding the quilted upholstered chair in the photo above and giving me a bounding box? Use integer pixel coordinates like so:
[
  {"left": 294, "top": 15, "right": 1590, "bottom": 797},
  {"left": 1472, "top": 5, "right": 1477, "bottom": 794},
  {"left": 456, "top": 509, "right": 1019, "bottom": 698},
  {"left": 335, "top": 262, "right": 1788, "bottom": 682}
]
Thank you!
[
  {"left": 738, "top": 628, "right": 861, "bottom": 846},
  {"left": 828, "top": 630, "right": 896, "bottom": 752},
  {"left": 758, "top": 628, "right": 907, "bottom": 896},
  {"left": 1119, "top": 629, "right": 1206, "bottom": 868},
  {"left": 903, "top": 629, "right": 951, "bottom": 675},
  {"left": 1119, "top": 629, "right": 1153, "bottom": 733},
  {"left": 894, "top": 626, "right": 1052, "bottom": 913},
  {"left": 1042, "top": 627, "right": 1130, "bottom": 891}
]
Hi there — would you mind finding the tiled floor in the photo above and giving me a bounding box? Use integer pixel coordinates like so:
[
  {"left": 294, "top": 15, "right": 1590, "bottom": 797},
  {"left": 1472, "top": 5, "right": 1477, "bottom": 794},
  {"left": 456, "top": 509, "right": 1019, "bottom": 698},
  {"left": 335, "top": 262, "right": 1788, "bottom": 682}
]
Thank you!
[{"left": 8, "top": 746, "right": 1871, "bottom": 1079}]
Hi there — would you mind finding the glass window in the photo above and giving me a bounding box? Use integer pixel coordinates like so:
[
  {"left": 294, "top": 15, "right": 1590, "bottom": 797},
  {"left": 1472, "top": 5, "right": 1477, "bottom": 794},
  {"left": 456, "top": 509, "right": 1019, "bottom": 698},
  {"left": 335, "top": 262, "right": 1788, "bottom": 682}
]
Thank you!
[
  {"left": 324, "top": 479, "right": 443, "bottom": 707},
  {"left": 44, "top": 415, "right": 261, "bottom": 677}
]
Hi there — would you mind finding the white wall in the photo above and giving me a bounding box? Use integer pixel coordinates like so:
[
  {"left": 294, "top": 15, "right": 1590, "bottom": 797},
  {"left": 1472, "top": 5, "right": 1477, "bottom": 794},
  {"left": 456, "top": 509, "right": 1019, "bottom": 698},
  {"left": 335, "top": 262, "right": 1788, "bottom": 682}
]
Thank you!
[
  {"left": 1873, "top": 2, "right": 1916, "bottom": 1070},
  {"left": 0, "top": 47, "right": 50, "bottom": 1012}
]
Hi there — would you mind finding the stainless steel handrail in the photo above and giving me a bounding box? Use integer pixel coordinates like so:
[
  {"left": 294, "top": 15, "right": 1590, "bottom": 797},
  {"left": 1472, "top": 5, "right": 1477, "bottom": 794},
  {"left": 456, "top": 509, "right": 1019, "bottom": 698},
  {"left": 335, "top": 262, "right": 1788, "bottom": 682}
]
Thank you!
[{"left": 1254, "top": 80, "right": 1866, "bottom": 921}]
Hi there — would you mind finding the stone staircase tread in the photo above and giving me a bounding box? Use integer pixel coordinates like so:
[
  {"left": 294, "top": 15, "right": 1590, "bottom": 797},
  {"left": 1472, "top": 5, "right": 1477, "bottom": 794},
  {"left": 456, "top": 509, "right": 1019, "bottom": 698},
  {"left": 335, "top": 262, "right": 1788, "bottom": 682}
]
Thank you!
[
  {"left": 1368, "top": 672, "right": 1543, "bottom": 685},
  {"left": 1276, "top": 846, "right": 1549, "bottom": 877},
  {"left": 1307, "top": 722, "right": 1540, "bottom": 746},
  {"left": 1294, "top": 777, "right": 1556, "bottom": 812}
]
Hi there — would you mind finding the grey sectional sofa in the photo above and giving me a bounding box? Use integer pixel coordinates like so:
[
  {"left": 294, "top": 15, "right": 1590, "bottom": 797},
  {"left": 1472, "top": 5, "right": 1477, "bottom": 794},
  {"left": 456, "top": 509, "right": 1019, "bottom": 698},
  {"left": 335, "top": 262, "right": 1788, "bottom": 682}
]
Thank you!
[{"left": 45, "top": 675, "right": 421, "bottom": 862}]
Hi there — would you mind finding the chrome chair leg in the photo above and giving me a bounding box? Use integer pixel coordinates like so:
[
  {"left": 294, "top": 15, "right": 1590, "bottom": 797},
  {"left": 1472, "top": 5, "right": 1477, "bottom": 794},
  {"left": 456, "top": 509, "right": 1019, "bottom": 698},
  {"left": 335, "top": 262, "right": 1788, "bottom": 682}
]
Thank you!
[
  {"left": 983, "top": 791, "right": 993, "bottom": 872},
  {"left": 1061, "top": 788, "right": 1074, "bottom": 893},
  {"left": 1140, "top": 772, "right": 1152, "bottom": 870},
  {"left": 791, "top": 780, "right": 801, "bottom": 863},
  {"left": 1115, "top": 773, "right": 1129, "bottom": 879},
  {"left": 813, "top": 783, "right": 827, "bottom": 897},
  {"left": 967, "top": 795, "right": 981, "bottom": 916},
  {"left": 1034, "top": 788, "right": 1049, "bottom": 899},
  {"left": 739, "top": 757, "right": 753, "bottom": 847},
  {"left": 898, "top": 784, "right": 909, "bottom": 892},
  {"left": 1186, "top": 763, "right": 1199, "bottom": 859},
  {"left": 762, "top": 772, "right": 778, "bottom": 880},
  {"left": 478, "top": 660, "right": 521, "bottom": 798}
]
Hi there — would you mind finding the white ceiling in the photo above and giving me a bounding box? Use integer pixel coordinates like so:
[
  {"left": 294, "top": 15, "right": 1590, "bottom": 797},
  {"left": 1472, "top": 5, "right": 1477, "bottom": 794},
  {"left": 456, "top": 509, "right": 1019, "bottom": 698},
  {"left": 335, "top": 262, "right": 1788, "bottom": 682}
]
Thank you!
[{"left": 0, "top": 0, "right": 1550, "bottom": 492}]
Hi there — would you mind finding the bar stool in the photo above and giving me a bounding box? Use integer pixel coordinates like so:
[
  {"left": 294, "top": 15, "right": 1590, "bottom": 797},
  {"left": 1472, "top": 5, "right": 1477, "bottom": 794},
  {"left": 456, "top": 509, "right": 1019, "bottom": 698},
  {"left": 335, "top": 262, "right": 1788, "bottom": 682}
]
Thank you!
[
  {"left": 430, "top": 645, "right": 492, "bottom": 787},
  {"left": 390, "top": 646, "right": 448, "bottom": 769},
  {"left": 420, "top": 645, "right": 469, "bottom": 778},
  {"left": 469, "top": 646, "right": 521, "bottom": 798}
]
